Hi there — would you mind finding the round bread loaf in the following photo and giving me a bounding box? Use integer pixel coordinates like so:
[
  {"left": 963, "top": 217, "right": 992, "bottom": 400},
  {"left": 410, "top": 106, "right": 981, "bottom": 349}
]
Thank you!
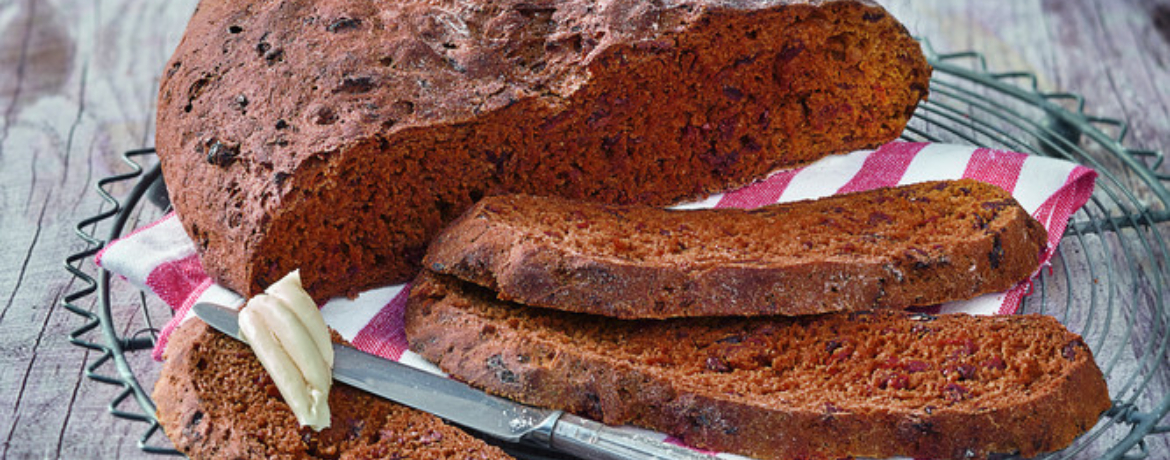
[
  {"left": 157, "top": 0, "right": 931, "bottom": 299},
  {"left": 153, "top": 319, "right": 513, "bottom": 459}
]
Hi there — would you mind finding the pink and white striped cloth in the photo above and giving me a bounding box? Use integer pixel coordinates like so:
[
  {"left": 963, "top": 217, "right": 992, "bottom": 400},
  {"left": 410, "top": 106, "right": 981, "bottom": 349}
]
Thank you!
[
  {"left": 97, "top": 142, "right": 1096, "bottom": 366},
  {"left": 96, "top": 141, "right": 1096, "bottom": 459}
]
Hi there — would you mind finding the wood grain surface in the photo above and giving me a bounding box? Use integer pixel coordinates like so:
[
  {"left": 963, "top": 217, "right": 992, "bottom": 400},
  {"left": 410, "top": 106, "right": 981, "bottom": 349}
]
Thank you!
[{"left": 1, "top": 0, "right": 1167, "bottom": 458}]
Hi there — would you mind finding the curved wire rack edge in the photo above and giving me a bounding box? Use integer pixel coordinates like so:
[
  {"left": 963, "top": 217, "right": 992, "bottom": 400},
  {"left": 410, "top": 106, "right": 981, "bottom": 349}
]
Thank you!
[{"left": 62, "top": 149, "right": 180, "bottom": 455}]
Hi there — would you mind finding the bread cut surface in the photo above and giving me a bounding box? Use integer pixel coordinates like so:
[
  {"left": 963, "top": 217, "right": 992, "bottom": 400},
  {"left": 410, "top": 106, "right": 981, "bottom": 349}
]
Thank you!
[
  {"left": 405, "top": 272, "right": 1110, "bottom": 460},
  {"left": 156, "top": 0, "right": 931, "bottom": 300},
  {"left": 424, "top": 179, "right": 1047, "bottom": 318},
  {"left": 153, "top": 319, "right": 513, "bottom": 460}
]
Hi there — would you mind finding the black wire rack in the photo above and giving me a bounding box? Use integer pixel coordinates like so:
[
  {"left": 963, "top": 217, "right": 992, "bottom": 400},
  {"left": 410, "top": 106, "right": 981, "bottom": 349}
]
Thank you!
[{"left": 63, "top": 43, "right": 1170, "bottom": 459}]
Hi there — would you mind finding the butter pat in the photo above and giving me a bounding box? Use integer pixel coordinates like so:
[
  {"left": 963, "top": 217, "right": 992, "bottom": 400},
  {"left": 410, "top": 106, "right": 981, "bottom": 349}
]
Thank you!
[{"left": 238, "top": 270, "right": 333, "bottom": 431}]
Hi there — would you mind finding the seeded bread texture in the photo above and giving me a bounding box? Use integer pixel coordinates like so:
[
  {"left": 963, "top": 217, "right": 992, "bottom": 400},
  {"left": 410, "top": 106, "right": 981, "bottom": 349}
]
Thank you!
[
  {"left": 153, "top": 319, "right": 513, "bottom": 460},
  {"left": 405, "top": 272, "right": 1110, "bottom": 460},
  {"left": 156, "top": 0, "right": 931, "bottom": 300},
  {"left": 423, "top": 179, "right": 1047, "bottom": 318}
]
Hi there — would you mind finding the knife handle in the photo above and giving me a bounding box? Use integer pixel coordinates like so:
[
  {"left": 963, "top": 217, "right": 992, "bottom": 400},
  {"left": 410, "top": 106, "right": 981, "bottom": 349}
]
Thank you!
[{"left": 546, "top": 413, "right": 715, "bottom": 460}]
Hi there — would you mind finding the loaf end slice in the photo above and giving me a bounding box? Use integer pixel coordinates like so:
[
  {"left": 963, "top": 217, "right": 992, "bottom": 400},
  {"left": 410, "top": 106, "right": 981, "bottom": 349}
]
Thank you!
[
  {"left": 156, "top": 0, "right": 931, "bottom": 299},
  {"left": 405, "top": 272, "right": 1110, "bottom": 460},
  {"left": 154, "top": 319, "right": 513, "bottom": 459},
  {"left": 424, "top": 179, "right": 1048, "bottom": 318}
]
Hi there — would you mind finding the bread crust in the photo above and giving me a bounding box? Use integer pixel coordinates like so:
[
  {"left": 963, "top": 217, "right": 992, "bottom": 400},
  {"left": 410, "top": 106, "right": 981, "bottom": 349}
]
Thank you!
[
  {"left": 153, "top": 319, "right": 513, "bottom": 459},
  {"left": 156, "top": 0, "right": 930, "bottom": 299},
  {"left": 404, "top": 272, "right": 1111, "bottom": 460},
  {"left": 424, "top": 179, "right": 1048, "bottom": 318}
]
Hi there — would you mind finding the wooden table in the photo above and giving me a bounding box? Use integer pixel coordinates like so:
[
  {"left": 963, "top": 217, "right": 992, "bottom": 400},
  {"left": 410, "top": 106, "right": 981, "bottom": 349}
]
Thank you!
[{"left": 2, "top": 0, "right": 1167, "bottom": 458}]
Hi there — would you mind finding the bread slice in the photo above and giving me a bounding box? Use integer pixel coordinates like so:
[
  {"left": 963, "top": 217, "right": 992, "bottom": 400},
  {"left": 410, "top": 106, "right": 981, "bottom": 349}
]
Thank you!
[
  {"left": 156, "top": 0, "right": 931, "bottom": 300},
  {"left": 153, "top": 319, "right": 514, "bottom": 460},
  {"left": 405, "top": 272, "right": 1110, "bottom": 460},
  {"left": 424, "top": 179, "right": 1048, "bottom": 318}
]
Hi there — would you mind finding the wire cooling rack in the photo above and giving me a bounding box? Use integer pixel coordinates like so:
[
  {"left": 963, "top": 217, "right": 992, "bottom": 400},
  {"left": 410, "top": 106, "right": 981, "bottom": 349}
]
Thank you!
[{"left": 63, "top": 44, "right": 1169, "bottom": 458}]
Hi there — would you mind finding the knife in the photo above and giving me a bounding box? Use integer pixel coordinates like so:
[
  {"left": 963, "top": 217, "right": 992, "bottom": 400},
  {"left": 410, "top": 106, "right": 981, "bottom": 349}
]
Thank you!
[{"left": 192, "top": 302, "right": 715, "bottom": 460}]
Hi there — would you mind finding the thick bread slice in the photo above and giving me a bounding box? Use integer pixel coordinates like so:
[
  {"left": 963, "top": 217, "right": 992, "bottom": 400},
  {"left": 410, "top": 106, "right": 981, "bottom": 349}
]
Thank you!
[
  {"left": 424, "top": 179, "right": 1048, "bottom": 318},
  {"left": 157, "top": 0, "right": 931, "bottom": 300},
  {"left": 405, "top": 272, "right": 1111, "bottom": 460},
  {"left": 154, "top": 319, "right": 514, "bottom": 460}
]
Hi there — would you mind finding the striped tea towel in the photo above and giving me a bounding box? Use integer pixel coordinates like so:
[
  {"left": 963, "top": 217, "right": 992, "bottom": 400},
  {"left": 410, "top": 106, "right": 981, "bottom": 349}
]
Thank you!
[
  {"left": 97, "top": 141, "right": 1096, "bottom": 364},
  {"left": 95, "top": 142, "right": 1096, "bottom": 457}
]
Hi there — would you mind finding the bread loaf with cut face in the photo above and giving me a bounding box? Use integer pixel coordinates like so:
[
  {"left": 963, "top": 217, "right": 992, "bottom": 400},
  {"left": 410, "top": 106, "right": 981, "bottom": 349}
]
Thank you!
[
  {"left": 156, "top": 0, "right": 931, "bottom": 300},
  {"left": 404, "top": 272, "right": 1111, "bottom": 460},
  {"left": 424, "top": 179, "right": 1046, "bottom": 318},
  {"left": 153, "top": 319, "right": 514, "bottom": 460}
]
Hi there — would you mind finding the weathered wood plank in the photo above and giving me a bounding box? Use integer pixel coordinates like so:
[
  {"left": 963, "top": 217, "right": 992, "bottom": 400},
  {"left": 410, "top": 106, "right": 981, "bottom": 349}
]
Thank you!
[{"left": 0, "top": 0, "right": 195, "bottom": 458}]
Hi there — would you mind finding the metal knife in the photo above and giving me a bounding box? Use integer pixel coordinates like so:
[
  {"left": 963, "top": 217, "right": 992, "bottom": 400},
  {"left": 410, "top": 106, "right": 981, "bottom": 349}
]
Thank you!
[{"left": 192, "top": 302, "right": 715, "bottom": 460}]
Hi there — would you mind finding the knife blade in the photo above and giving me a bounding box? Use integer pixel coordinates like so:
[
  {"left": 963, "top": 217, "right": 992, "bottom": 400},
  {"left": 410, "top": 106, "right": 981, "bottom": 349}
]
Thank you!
[{"left": 192, "top": 301, "right": 715, "bottom": 460}]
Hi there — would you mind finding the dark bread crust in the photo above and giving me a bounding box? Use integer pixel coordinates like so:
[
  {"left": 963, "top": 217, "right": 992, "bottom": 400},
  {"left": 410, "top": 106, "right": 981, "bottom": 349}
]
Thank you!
[
  {"left": 405, "top": 272, "right": 1111, "bottom": 460},
  {"left": 156, "top": 0, "right": 930, "bottom": 300},
  {"left": 153, "top": 319, "right": 513, "bottom": 459},
  {"left": 424, "top": 179, "right": 1047, "bottom": 318}
]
